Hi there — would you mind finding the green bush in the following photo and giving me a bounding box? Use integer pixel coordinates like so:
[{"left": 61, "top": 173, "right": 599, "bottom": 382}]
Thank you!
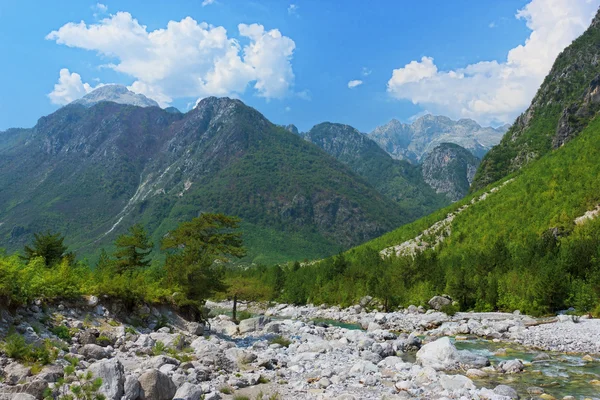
[
  {"left": 50, "top": 325, "right": 72, "bottom": 342},
  {"left": 268, "top": 335, "right": 291, "bottom": 347}
]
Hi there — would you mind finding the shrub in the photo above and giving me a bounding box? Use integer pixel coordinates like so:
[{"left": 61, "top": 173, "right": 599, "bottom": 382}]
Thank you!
[
  {"left": 268, "top": 335, "right": 291, "bottom": 347},
  {"left": 2, "top": 333, "right": 29, "bottom": 360},
  {"left": 236, "top": 310, "right": 252, "bottom": 322},
  {"left": 219, "top": 387, "right": 233, "bottom": 394},
  {"left": 440, "top": 304, "right": 459, "bottom": 316},
  {"left": 152, "top": 341, "right": 166, "bottom": 356},
  {"left": 50, "top": 325, "right": 72, "bottom": 342}
]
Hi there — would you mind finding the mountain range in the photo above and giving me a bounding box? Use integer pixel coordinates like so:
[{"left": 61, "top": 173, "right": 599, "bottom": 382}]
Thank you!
[
  {"left": 0, "top": 80, "right": 508, "bottom": 263},
  {"left": 0, "top": 92, "right": 433, "bottom": 264},
  {"left": 368, "top": 115, "right": 509, "bottom": 163}
]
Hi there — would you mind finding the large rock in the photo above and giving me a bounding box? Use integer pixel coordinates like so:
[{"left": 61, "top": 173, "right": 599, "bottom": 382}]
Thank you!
[
  {"left": 173, "top": 383, "right": 203, "bottom": 400},
  {"left": 494, "top": 384, "right": 519, "bottom": 399},
  {"left": 123, "top": 376, "right": 141, "bottom": 400},
  {"left": 79, "top": 343, "right": 110, "bottom": 360},
  {"left": 4, "top": 362, "right": 31, "bottom": 385},
  {"left": 416, "top": 337, "right": 488, "bottom": 371},
  {"left": 138, "top": 369, "right": 177, "bottom": 400},
  {"left": 88, "top": 359, "right": 125, "bottom": 400},
  {"left": 497, "top": 359, "right": 524, "bottom": 374},
  {"left": 439, "top": 374, "right": 475, "bottom": 391},
  {"left": 238, "top": 316, "right": 270, "bottom": 334},
  {"left": 428, "top": 295, "right": 452, "bottom": 310}
]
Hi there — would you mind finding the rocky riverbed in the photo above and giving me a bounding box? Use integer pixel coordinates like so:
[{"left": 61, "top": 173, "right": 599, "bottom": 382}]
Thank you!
[{"left": 0, "top": 298, "right": 599, "bottom": 400}]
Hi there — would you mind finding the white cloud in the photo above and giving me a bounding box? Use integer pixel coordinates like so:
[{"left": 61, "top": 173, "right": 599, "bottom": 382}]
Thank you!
[
  {"left": 489, "top": 21, "right": 496, "bottom": 28},
  {"left": 387, "top": 0, "right": 600, "bottom": 125},
  {"left": 361, "top": 67, "right": 372, "bottom": 76},
  {"left": 48, "top": 68, "right": 94, "bottom": 105},
  {"left": 95, "top": 3, "right": 108, "bottom": 12},
  {"left": 202, "top": 0, "right": 215, "bottom": 6},
  {"left": 288, "top": 4, "right": 298, "bottom": 15},
  {"left": 46, "top": 12, "right": 296, "bottom": 106},
  {"left": 347, "top": 79, "right": 363, "bottom": 89}
]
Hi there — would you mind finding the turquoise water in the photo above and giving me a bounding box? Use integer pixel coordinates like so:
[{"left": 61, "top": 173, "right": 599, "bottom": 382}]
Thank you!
[
  {"left": 454, "top": 339, "right": 600, "bottom": 399},
  {"left": 310, "top": 318, "right": 364, "bottom": 330}
]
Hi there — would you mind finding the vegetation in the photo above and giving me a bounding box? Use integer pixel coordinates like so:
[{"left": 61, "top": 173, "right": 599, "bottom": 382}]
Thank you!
[{"left": 0, "top": 213, "right": 244, "bottom": 320}]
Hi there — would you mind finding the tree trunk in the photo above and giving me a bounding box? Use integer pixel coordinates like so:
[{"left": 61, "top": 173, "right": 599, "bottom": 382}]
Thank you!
[{"left": 232, "top": 293, "right": 238, "bottom": 322}]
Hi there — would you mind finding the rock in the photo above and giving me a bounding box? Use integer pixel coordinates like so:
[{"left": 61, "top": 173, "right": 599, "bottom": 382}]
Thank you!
[
  {"left": 533, "top": 353, "right": 551, "bottom": 362},
  {"left": 87, "top": 295, "right": 99, "bottom": 306},
  {"left": 149, "top": 332, "right": 181, "bottom": 349},
  {"left": 416, "top": 337, "right": 488, "bottom": 370},
  {"left": 440, "top": 374, "right": 475, "bottom": 391},
  {"left": 428, "top": 295, "right": 452, "bottom": 310},
  {"left": 317, "top": 377, "right": 331, "bottom": 388},
  {"left": 79, "top": 329, "right": 99, "bottom": 345},
  {"left": 466, "top": 368, "right": 488, "bottom": 378},
  {"left": 173, "top": 382, "right": 203, "bottom": 400},
  {"left": 498, "top": 359, "right": 524, "bottom": 374},
  {"left": 138, "top": 369, "right": 177, "bottom": 400},
  {"left": 0, "top": 380, "right": 48, "bottom": 399},
  {"left": 79, "top": 343, "right": 110, "bottom": 360},
  {"left": 4, "top": 362, "right": 31, "bottom": 385},
  {"left": 238, "top": 316, "right": 270, "bottom": 334},
  {"left": 145, "top": 355, "right": 180, "bottom": 369},
  {"left": 582, "top": 354, "right": 594, "bottom": 362},
  {"left": 37, "top": 364, "right": 64, "bottom": 383},
  {"left": 186, "top": 322, "right": 204, "bottom": 336},
  {"left": 88, "top": 359, "right": 125, "bottom": 400},
  {"left": 123, "top": 376, "right": 141, "bottom": 400},
  {"left": 8, "top": 395, "right": 36, "bottom": 400},
  {"left": 494, "top": 384, "right": 519, "bottom": 399},
  {"left": 359, "top": 296, "right": 373, "bottom": 307},
  {"left": 349, "top": 360, "right": 378, "bottom": 376}
]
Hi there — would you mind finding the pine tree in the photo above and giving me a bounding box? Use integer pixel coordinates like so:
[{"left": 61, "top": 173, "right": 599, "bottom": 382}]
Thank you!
[
  {"left": 22, "top": 231, "right": 69, "bottom": 267},
  {"left": 113, "top": 224, "right": 153, "bottom": 274}
]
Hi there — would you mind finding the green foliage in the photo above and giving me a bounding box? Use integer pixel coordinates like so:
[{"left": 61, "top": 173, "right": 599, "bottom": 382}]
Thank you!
[
  {"left": 2, "top": 333, "right": 57, "bottom": 364},
  {"left": 50, "top": 325, "right": 72, "bottom": 342},
  {"left": 151, "top": 341, "right": 166, "bottom": 356},
  {"left": 113, "top": 224, "right": 153, "bottom": 274},
  {"left": 219, "top": 387, "right": 233, "bottom": 395},
  {"left": 162, "top": 214, "right": 245, "bottom": 311},
  {"left": 268, "top": 335, "right": 291, "bottom": 347},
  {"left": 21, "top": 231, "right": 69, "bottom": 267},
  {"left": 54, "top": 359, "right": 106, "bottom": 400}
]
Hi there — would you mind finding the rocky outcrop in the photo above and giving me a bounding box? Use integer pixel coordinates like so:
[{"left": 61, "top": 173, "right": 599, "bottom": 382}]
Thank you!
[
  {"left": 421, "top": 143, "right": 480, "bottom": 201},
  {"left": 474, "top": 8, "right": 600, "bottom": 190},
  {"left": 369, "top": 115, "right": 506, "bottom": 163},
  {"left": 553, "top": 75, "right": 600, "bottom": 148}
]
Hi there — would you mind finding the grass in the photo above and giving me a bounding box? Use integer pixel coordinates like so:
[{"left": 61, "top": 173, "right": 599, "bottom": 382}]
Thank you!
[
  {"left": 268, "top": 335, "right": 291, "bottom": 347},
  {"left": 219, "top": 386, "right": 233, "bottom": 395}
]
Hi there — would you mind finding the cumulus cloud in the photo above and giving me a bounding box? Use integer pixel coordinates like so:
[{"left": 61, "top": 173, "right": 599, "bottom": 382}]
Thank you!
[
  {"left": 288, "top": 4, "right": 298, "bottom": 15},
  {"left": 202, "top": 0, "right": 215, "bottom": 6},
  {"left": 348, "top": 80, "right": 363, "bottom": 89},
  {"left": 361, "top": 67, "right": 372, "bottom": 76},
  {"left": 387, "top": 0, "right": 600, "bottom": 125},
  {"left": 46, "top": 12, "right": 296, "bottom": 106},
  {"left": 48, "top": 68, "right": 94, "bottom": 105}
]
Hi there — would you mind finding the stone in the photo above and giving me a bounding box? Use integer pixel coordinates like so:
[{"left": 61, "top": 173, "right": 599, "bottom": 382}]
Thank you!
[
  {"left": 87, "top": 295, "right": 99, "bottom": 306},
  {"left": 494, "top": 384, "right": 519, "bottom": 399},
  {"left": 37, "top": 364, "right": 64, "bottom": 383},
  {"left": 173, "top": 382, "right": 203, "bottom": 400},
  {"left": 0, "top": 380, "right": 48, "bottom": 399},
  {"left": 440, "top": 374, "right": 475, "bottom": 391},
  {"left": 79, "top": 329, "right": 99, "bottom": 345},
  {"left": 466, "top": 368, "right": 488, "bottom": 378},
  {"left": 4, "top": 362, "right": 31, "bottom": 385},
  {"left": 582, "top": 354, "right": 594, "bottom": 362},
  {"left": 9, "top": 395, "right": 36, "bottom": 400},
  {"left": 498, "top": 359, "right": 524, "bottom": 374},
  {"left": 138, "top": 369, "right": 177, "bottom": 400},
  {"left": 186, "top": 322, "right": 204, "bottom": 336},
  {"left": 79, "top": 343, "right": 110, "bottom": 360},
  {"left": 416, "top": 337, "right": 488, "bottom": 370},
  {"left": 428, "top": 295, "right": 452, "bottom": 310},
  {"left": 359, "top": 296, "right": 373, "bottom": 307},
  {"left": 317, "top": 377, "right": 331, "bottom": 388},
  {"left": 88, "top": 358, "right": 125, "bottom": 400},
  {"left": 349, "top": 360, "right": 378, "bottom": 376},
  {"left": 123, "top": 376, "right": 141, "bottom": 400},
  {"left": 238, "top": 316, "right": 270, "bottom": 334}
]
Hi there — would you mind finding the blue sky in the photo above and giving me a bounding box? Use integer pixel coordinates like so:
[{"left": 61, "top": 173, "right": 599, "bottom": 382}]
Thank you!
[{"left": 0, "top": 0, "right": 597, "bottom": 132}]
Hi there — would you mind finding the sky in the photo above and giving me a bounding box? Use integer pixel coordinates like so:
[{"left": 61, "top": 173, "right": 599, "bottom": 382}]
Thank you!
[{"left": 0, "top": 0, "right": 598, "bottom": 132}]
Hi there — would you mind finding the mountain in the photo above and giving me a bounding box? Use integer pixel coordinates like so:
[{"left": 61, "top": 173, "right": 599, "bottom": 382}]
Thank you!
[
  {"left": 328, "top": 9, "right": 600, "bottom": 314},
  {"left": 369, "top": 115, "right": 507, "bottom": 163},
  {"left": 301, "top": 122, "right": 449, "bottom": 217},
  {"left": 421, "top": 143, "right": 480, "bottom": 202},
  {"left": 72, "top": 85, "right": 160, "bottom": 108},
  {"left": 472, "top": 10, "right": 600, "bottom": 191},
  {"left": 0, "top": 97, "right": 413, "bottom": 264}
]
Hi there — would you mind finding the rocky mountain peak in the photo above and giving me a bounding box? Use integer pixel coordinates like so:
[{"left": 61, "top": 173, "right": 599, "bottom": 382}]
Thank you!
[{"left": 71, "top": 85, "right": 159, "bottom": 108}]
